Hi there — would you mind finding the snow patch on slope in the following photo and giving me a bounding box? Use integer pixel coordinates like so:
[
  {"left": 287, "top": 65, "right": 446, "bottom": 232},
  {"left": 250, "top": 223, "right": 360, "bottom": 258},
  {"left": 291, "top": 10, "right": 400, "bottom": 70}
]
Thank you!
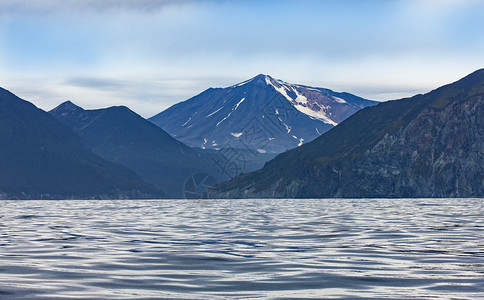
[
  {"left": 281, "top": 121, "right": 291, "bottom": 133},
  {"left": 291, "top": 87, "right": 308, "bottom": 104},
  {"left": 333, "top": 96, "right": 347, "bottom": 104},
  {"left": 182, "top": 116, "right": 192, "bottom": 127},
  {"left": 181, "top": 112, "right": 198, "bottom": 127},
  {"left": 265, "top": 76, "right": 293, "bottom": 102},
  {"left": 216, "top": 98, "right": 245, "bottom": 127},
  {"left": 293, "top": 104, "right": 337, "bottom": 126},
  {"left": 232, "top": 78, "right": 254, "bottom": 87},
  {"left": 205, "top": 106, "right": 223, "bottom": 118},
  {"left": 292, "top": 135, "right": 304, "bottom": 147}
]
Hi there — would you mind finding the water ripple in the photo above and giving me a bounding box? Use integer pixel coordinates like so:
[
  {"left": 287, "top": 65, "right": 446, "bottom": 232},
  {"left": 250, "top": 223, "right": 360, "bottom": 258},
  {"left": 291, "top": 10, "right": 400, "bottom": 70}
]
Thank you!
[{"left": 0, "top": 198, "right": 483, "bottom": 299}]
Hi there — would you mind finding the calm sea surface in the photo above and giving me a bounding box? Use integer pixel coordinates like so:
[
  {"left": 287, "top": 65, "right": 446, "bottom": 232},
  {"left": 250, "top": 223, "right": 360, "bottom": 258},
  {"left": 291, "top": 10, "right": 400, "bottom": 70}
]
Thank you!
[{"left": 0, "top": 198, "right": 483, "bottom": 299}]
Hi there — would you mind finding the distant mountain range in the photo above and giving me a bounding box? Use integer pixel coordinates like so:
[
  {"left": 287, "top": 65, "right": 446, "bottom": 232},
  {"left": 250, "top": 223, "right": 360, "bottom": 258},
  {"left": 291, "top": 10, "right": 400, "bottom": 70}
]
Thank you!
[
  {"left": 50, "top": 101, "right": 276, "bottom": 198},
  {"left": 50, "top": 101, "right": 217, "bottom": 198},
  {"left": 149, "top": 74, "right": 377, "bottom": 153},
  {"left": 207, "top": 69, "right": 484, "bottom": 198},
  {"left": 2, "top": 69, "right": 482, "bottom": 199},
  {"left": 0, "top": 88, "right": 163, "bottom": 199}
]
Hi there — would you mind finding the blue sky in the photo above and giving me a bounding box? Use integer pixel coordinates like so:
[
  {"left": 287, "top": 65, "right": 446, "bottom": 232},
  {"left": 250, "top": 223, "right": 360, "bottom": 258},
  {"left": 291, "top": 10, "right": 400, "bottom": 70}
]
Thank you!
[{"left": 1, "top": 0, "right": 483, "bottom": 117}]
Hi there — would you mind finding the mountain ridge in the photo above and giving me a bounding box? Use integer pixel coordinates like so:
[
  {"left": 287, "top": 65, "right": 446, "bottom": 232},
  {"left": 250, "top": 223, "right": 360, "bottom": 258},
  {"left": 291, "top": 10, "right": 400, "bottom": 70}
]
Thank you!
[
  {"left": 0, "top": 87, "right": 164, "bottom": 199},
  {"left": 207, "top": 69, "right": 484, "bottom": 198},
  {"left": 50, "top": 101, "right": 225, "bottom": 198}
]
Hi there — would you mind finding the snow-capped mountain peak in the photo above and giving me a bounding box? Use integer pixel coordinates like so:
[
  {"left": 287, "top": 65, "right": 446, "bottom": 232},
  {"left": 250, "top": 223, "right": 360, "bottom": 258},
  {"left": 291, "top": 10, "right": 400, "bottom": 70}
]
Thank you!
[
  {"left": 229, "top": 74, "right": 272, "bottom": 88},
  {"left": 150, "top": 74, "right": 377, "bottom": 153}
]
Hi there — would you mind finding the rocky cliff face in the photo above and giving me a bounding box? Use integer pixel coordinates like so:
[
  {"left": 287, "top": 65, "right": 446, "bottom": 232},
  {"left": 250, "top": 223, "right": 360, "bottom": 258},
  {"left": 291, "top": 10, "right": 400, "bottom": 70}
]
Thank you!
[
  {"left": 208, "top": 69, "right": 484, "bottom": 198},
  {"left": 337, "top": 94, "right": 483, "bottom": 197}
]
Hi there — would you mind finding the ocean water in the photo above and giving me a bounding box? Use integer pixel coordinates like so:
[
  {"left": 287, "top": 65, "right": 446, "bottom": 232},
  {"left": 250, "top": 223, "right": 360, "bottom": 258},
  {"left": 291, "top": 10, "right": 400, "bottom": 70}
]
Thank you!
[{"left": 0, "top": 198, "right": 483, "bottom": 299}]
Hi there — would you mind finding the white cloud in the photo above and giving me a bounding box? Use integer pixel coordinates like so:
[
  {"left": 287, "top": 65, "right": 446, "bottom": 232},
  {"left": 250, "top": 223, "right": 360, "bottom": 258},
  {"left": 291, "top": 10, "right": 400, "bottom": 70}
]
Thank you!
[
  {"left": 1, "top": 0, "right": 483, "bottom": 116},
  {"left": 0, "top": 0, "right": 194, "bottom": 15}
]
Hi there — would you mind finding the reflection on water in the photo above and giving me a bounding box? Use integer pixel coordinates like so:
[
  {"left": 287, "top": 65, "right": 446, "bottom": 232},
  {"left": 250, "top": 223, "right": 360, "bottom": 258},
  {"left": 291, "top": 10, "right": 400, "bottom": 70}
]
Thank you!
[{"left": 0, "top": 198, "right": 483, "bottom": 299}]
